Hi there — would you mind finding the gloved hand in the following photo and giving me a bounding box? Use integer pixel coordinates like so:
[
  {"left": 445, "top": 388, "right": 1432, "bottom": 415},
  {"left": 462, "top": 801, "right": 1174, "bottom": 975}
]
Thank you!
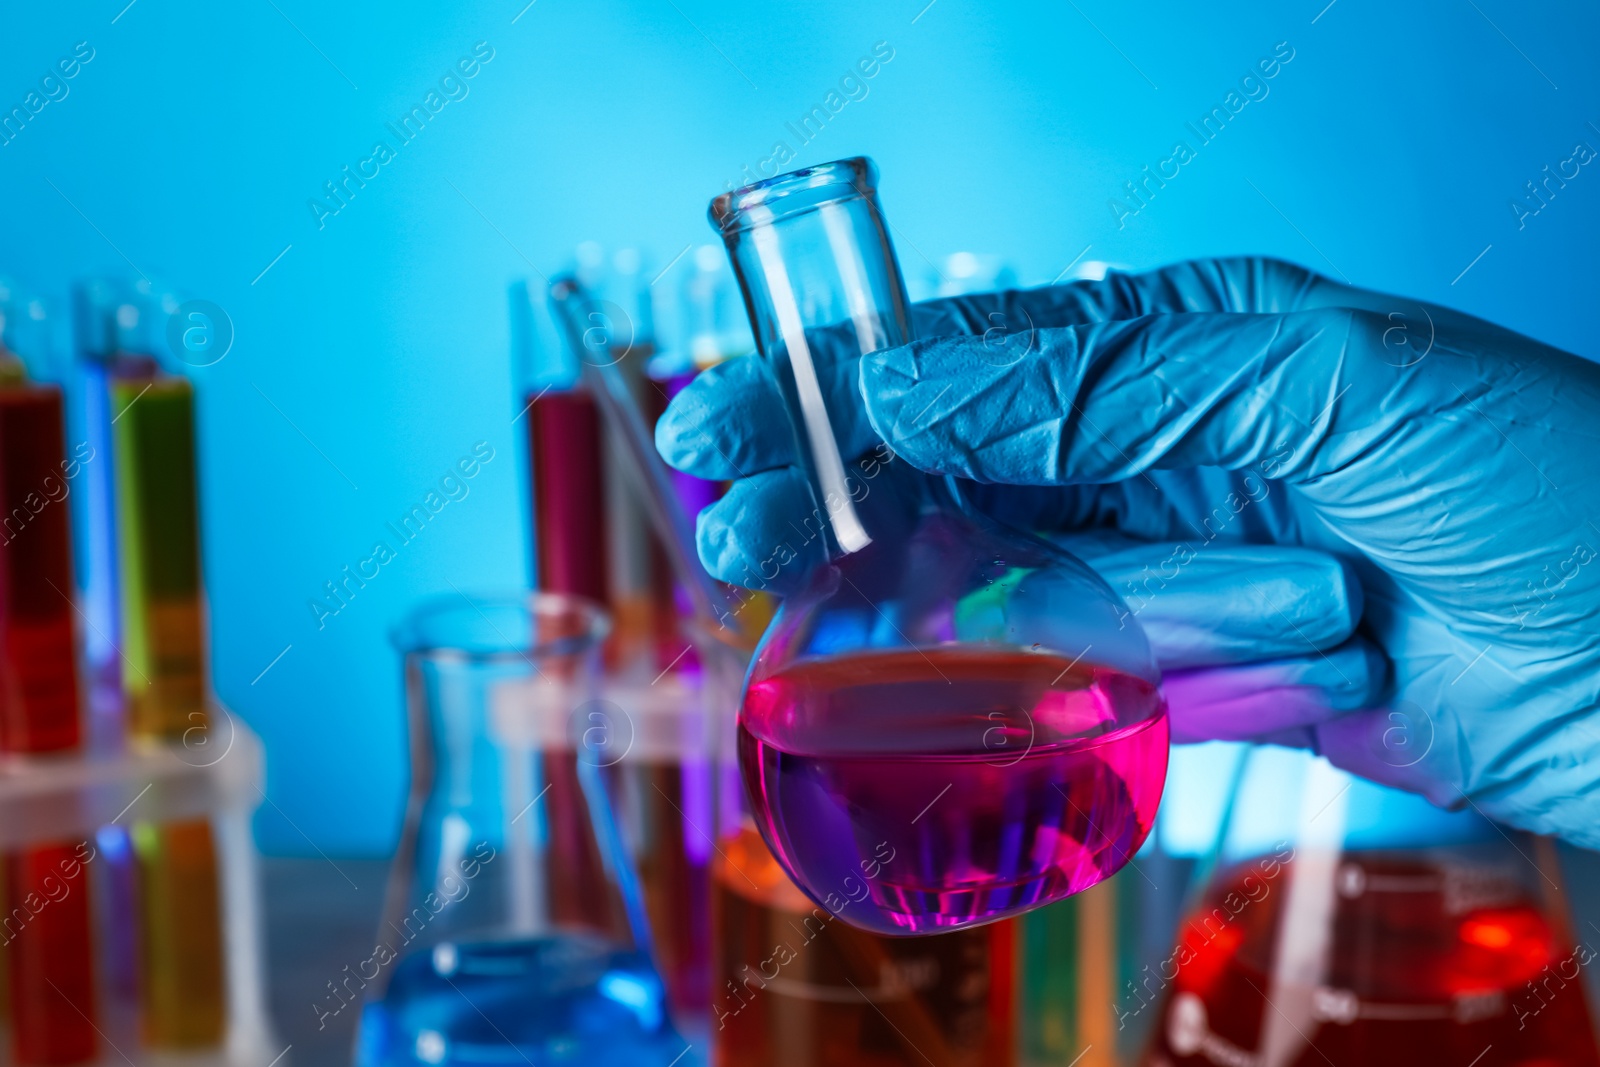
[{"left": 657, "top": 257, "right": 1600, "bottom": 849}]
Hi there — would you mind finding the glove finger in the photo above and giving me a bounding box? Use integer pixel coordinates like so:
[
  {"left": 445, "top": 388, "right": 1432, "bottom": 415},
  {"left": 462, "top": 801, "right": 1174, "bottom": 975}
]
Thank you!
[
  {"left": 1067, "top": 539, "right": 1362, "bottom": 669},
  {"left": 656, "top": 356, "right": 792, "bottom": 479},
  {"left": 1164, "top": 636, "right": 1388, "bottom": 744},
  {"left": 863, "top": 307, "right": 1398, "bottom": 490},
  {"left": 657, "top": 325, "right": 887, "bottom": 480},
  {"left": 694, "top": 466, "right": 827, "bottom": 593}
]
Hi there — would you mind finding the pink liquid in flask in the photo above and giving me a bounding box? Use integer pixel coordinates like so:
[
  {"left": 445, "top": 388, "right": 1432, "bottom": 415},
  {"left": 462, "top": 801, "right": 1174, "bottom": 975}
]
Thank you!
[{"left": 739, "top": 647, "right": 1168, "bottom": 936}]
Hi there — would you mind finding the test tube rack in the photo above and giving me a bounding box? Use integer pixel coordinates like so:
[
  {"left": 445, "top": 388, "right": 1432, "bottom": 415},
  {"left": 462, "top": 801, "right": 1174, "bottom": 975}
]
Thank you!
[{"left": 0, "top": 703, "right": 277, "bottom": 1067}]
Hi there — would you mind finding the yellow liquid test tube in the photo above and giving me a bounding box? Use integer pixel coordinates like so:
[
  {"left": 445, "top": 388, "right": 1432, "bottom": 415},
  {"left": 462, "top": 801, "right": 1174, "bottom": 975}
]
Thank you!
[{"left": 111, "top": 373, "right": 227, "bottom": 1048}]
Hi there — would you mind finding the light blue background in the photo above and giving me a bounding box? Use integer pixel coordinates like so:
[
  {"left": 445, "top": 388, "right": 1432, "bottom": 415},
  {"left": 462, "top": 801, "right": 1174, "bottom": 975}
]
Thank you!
[{"left": 2, "top": 0, "right": 1596, "bottom": 854}]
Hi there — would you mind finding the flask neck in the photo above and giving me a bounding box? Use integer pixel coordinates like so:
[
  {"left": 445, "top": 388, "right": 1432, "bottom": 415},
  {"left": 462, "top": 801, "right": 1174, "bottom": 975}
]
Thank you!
[{"left": 715, "top": 159, "right": 917, "bottom": 561}]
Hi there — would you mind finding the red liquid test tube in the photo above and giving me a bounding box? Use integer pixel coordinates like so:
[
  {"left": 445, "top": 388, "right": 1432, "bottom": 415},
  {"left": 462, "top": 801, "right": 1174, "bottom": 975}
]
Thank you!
[
  {"left": 0, "top": 386, "right": 81, "bottom": 753},
  {"left": 0, "top": 383, "right": 100, "bottom": 1065},
  {"left": 527, "top": 388, "right": 608, "bottom": 605},
  {"left": 4, "top": 845, "right": 98, "bottom": 1066}
]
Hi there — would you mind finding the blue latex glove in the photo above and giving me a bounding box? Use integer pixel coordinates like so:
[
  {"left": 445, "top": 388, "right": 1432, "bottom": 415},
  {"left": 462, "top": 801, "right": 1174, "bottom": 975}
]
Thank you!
[{"left": 658, "top": 257, "right": 1600, "bottom": 848}]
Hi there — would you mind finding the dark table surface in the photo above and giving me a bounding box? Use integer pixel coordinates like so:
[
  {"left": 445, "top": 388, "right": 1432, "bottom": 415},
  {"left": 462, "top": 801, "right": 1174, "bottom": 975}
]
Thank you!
[{"left": 262, "top": 857, "right": 391, "bottom": 1067}]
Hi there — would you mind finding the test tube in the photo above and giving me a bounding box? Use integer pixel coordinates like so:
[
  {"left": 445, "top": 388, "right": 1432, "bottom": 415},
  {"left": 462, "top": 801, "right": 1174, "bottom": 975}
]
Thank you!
[
  {"left": 521, "top": 398, "right": 622, "bottom": 935},
  {"left": 513, "top": 275, "right": 608, "bottom": 608},
  {"left": 600, "top": 248, "right": 661, "bottom": 673},
  {"left": 0, "top": 307, "right": 100, "bottom": 1065},
  {"left": 3, "top": 847, "right": 98, "bottom": 1065},
  {"left": 112, "top": 369, "right": 204, "bottom": 739},
  {"left": 127, "top": 821, "right": 225, "bottom": 1044},
  {"left": 516, "top": 281, "right": 628, "bottom": 937},
  {"left": 0, "top": 376, "right": 81, "bottom": 753},
  {"left": 107, "top": 300, "right": 227, "bottom": 1048},
  {"left": 527, "top": 390, "right": 609, "bottom": 606},
  {"left": 69, "top": 281, "right": 126, "bottom": 707}
]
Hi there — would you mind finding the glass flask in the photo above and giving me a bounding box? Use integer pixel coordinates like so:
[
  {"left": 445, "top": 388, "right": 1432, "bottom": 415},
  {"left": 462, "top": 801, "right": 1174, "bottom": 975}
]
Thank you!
[
  {"left": 357, "top": 592, "right": 692, "bottom": 1067},
  {"left": 707, "top": 157, "right": 1166, "bottom": 937},
  {"left": 692, "top": 622, "right": 1017, "bottom": 1067},
  {"left": 1140, "top": 744, "right": 1600, "bottom": 1067}
]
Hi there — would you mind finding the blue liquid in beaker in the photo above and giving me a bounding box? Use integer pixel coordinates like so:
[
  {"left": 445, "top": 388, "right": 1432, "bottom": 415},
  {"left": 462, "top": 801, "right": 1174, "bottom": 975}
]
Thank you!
[{"left": 357, "top": 935, "right": 694, "bottom": 1066}]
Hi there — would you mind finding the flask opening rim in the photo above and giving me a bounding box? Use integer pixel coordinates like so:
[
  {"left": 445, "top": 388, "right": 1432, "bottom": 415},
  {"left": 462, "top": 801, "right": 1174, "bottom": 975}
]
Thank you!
[{"left": 709, "top": 156, "right": 878, "bottom": 236}]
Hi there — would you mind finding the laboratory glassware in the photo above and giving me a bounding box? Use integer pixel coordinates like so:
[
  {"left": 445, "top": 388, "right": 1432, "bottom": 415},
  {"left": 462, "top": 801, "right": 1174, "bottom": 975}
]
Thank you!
[
  {"left": 662, "top": 251, "right": 774, "bottom": 640},
  {"left": 645, "top": 358, "right": 723, "bottom": 644},
  {"left": 699, "top": 621, "right": 1018, "bottom": 1067},
  {"left": 97, "top": 289, "right": 229, "bottom": 1048},
  {"left": 1139, "top": 745, "right": 1600, "bottom": 1067},
  {"left": 512, "top": 280, "right": 610, "bottom": 609},
  {"left": 69, "top": 279, "right": 141, "bottom": 706},
  {"left": 889, "top": 255, "right": 1185, "bottom": 1066},
  {"left": 1, "top": 284, "right": 275, "bottom": 1065},
  {"left": 708, "top": 157, "right": 1166, "bottom": 936},
  {"left": 359, "top": 592, "right": 689, "bottom": 1067},
  {"left": 527, "top": 388, "right": 609, "bottom": 605},
  {"left": 0, "top": 295, "right": 100, "bottom": 1065},
  {"left": 582, "top": 661, "right": 718, "bottom": 1038},
  {"left": 518, "top": 271, "right": 674, "bottom": 671},
  {"left": 524, "top": 355, "right": 716, "bottom": 1027},
  {"left": 679, "top": 243, "right": 755, "bottom": 370},
  {"left": 543, "top": 275, "right": 737, "bottom": 1035},
  {"left": 0, "top": 702, "right": 279, "bottom": 1065},
  {"left": 1013, "top": 823, "right": 1193, "bottom": 1067},
  {"left": 0, "top": 328, "right": 80, "bottom": 756},
  {"left": 581, "top": 244, "right": 665, "bottom": 669}
]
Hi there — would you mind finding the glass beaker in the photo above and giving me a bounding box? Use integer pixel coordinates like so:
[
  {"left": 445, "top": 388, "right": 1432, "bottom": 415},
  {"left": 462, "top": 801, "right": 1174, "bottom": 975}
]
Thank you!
[
  {"left": 694, "top": 622, "right": 1017, "bottom": 1067},
  {"left": 707, "top": 157, "right": 1166, "bottom": 936},
  {"left": 1140, "top": 745, "right": 1600, "bottom": 1067},
  {"left": 358, "top": 592, "right": 691, "bottom": 1067}
]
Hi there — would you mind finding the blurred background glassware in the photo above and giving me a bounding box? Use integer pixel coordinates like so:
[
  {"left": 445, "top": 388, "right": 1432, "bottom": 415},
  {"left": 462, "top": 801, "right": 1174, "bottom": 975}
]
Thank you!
[
  {"left": 522, "top": 269, "right": 726, "bottom": 1040},
  {"left": 68, "top": 277, "right": 232, "bottom": 1049},
  {"left": 707, "top": 156, "right": 1167, "bottom": 937},
  {"left": 511, "top": 278, "right": 610, "bottom": 612},
  {"left": 359, "top": 591, "right": 690, "bottom": 1067},
  {"left": 514, "top": 248, "right": 682, "bottom": 674},
  {"left": 0, "top": 279, "right": 103, "bottom": 1066},
  {"left": 0, "top": 278, "right": 274, "bottom": 1065},
  {"left": 1012, "top": 821, "right": 1195, "bottom": 1067},
  {"left": 589, "top": 664, "right": 718, "bottom": 1040},
  {"left": 1139, "top": 745, "right": 1600, "bottom": 1067},
  {"left": 678, "top": 244, "right": 755, "bottom": 370},
  {"left": 905, "top": 250, "right": 1018, "bottom": 304}
]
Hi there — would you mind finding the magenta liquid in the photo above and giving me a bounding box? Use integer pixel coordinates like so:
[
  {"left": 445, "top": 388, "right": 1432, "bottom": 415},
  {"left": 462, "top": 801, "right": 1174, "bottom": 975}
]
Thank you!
[{"left": 739, "top": 648, "right": 1168, "bottom": 936}]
